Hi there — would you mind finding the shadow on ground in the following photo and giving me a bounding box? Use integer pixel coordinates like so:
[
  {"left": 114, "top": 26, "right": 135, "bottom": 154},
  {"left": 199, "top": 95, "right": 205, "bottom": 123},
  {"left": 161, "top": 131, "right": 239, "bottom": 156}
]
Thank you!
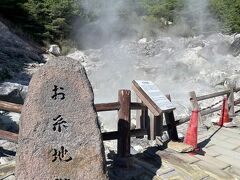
[
  {"left": 107, "top": 146, "right": 162, "bottom": 180},
  {"left": 0, "top": 111, "right": 19, "bottom": 133},
  {"left": 0, "top": 147, "right": 16, "bottom": 157},
  {"left": 197, "top": 126, "right": 222, "bottom": 149}
]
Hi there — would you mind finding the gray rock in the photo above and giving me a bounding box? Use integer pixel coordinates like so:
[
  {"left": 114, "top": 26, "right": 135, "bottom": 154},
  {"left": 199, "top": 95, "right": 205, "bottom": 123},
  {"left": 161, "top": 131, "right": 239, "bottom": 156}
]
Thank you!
[
  {"left": 67, "top": 50, "right": 87, "bottom": 62},
  {"left": 0, "top": 82, "right": 28, "bottom": 104},
  {"left": 230, "top": 37, "right": 240, "bottom": 57},
  {"left": 49, "top": 44, "right": 61, "bottom": 56},
  {"left": 0, "top": 20, "right": 44, "bottom": 81},
  {"left": 0, "top": 112, "right": 20, "bottom": 133},
  {"left": 16, "top": 56, "right": 106, "bottom": 179},
  {"left": 138, "top": 38, "right": 147, "bottom": 44},
  {"left": 198, "top": 46, "right": 214, "bottom": 61}
]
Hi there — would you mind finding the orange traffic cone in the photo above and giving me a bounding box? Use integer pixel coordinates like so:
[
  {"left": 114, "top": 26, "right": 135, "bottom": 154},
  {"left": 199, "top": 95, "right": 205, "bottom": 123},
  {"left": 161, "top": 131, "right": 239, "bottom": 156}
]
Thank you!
[
  {"left": 184, "top": 110, "right": 199, "bottom": 149},
  {"left": 218, "top": 97, "right": 230, "bottom": 126}
]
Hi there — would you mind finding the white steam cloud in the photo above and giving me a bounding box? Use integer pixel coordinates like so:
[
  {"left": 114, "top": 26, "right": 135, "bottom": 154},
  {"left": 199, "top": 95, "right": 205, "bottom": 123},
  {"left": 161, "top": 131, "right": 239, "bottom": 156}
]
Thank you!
[
  {"left": 70, "top": 0, "right": 239, "bottom": 130},
  {"left": 75, "top": 0, "right": 143, "bottom": 49},
  {"left": 173, "top": 0, "right": 219, "bottom": 35}
]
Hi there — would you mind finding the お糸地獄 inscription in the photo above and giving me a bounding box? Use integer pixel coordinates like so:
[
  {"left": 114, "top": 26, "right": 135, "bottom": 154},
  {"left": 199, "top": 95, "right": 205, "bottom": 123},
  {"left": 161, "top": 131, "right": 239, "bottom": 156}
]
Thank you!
[
  {"left": 50, "top": 86, "right": 72, "bottom": 163},
  {"left": 52, "top": 146, "right": 72, "bottom": 162},
  {"left": 16, "top": 57, "right": 107, "bottom": 180},
  {"left": 51, "top": 85, "right": 65, "bottom": 100},
  {"left": 52, "top": 115, "right": 68, "bottom": 132}
]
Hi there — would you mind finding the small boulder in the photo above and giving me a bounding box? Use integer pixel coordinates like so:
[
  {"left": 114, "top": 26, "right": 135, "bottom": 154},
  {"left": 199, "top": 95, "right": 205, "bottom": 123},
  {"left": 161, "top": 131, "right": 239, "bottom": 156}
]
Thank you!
[
  {"left": 49, "top": 44, "right": 61, "bottom": 56},
  {"left": 67, "top": 50, "right": 87, "bottom": 63},
  {"left": 0, "top": 82, "right": 28, "bottom": 104},
  {"left": 167, "top": 141, "right": 194, "bottom": 153},
  {"left": 138, "top": 38, "right": 147, "bottom": 44},
  {"left": 229, "top": 37, "right": 240, "bottom": 57}
]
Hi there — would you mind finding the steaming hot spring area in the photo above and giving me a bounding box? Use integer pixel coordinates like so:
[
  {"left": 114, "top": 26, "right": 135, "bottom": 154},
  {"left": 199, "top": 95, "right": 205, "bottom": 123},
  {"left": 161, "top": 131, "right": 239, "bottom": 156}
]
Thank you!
[{"left": 1, "top": 28, "right": 240, "bottom": 179}]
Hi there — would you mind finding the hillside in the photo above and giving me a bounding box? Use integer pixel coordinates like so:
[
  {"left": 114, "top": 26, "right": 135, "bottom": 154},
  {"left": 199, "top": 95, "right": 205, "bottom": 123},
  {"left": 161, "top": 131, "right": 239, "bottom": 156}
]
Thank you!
[
  {"left": 0, "top": 0, "right": 239, "bottom": 49},
  {"left": 0, "top": 19, "right": 44, "bottom": 83}
]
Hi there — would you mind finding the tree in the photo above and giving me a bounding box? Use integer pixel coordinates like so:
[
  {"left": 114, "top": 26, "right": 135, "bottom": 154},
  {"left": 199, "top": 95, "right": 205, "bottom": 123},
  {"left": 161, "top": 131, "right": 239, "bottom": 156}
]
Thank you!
[
  {"left": 209, "top": 0, "right": 240, "bottom": 33},
  {"left": 23, "top": 0, "right": 87, "bottom": 42}
]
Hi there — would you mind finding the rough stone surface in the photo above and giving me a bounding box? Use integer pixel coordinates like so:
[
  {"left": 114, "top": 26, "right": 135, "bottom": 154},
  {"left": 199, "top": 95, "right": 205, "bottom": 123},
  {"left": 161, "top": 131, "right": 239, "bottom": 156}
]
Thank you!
[
  {"left": 67, "top": 50, "right": 87, "bottom": 63},
  {"left": 49, "top": 44, "right": 61, "bottom": 56},
  {"left": 15, "top": 57, "right": 106, "bottom": 180},
  {"left": 167, "top": 141, "right": 193, "bottom": 153},
  {"left": 0, "top": 82, "right": 28, "bottom": 104},
  {"left": 0, "top": 20, "right": 44, "bottom": 82},
  {"left": 230, "top": 37, "right": 240, "bottom": 57}
]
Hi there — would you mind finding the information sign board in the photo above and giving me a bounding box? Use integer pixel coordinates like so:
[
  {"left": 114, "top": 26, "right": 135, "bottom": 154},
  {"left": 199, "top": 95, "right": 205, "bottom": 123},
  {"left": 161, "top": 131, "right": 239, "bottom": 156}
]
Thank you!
[{"left": 132, "top": 80, "right": 175, "bottom": 116}]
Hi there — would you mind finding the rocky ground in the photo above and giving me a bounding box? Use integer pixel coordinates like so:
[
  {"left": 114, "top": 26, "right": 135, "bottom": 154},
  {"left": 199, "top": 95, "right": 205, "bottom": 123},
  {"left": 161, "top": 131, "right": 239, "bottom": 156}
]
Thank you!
[
  {"left": 0, "top": 20, "right": 46, "bottom": 85},
  {"left": 67, "top": 33, "right": 240, "bottom": 131}
]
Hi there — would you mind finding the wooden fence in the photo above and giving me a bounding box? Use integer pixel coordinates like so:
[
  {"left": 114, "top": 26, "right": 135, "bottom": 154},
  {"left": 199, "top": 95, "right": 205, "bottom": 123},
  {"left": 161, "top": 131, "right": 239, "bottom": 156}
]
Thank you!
[
  {"left": 189, "top": 86, "right": 240, "bottom": 125},
  {"left": 1, "top": 87, "right": 240, "bottom": 158}
]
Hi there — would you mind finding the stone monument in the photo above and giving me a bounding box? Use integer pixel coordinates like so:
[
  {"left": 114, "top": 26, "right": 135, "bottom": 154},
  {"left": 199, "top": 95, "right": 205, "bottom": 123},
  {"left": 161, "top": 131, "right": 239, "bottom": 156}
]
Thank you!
[{"left": 16, "top": 57, "right": 106, "bottom": 179}]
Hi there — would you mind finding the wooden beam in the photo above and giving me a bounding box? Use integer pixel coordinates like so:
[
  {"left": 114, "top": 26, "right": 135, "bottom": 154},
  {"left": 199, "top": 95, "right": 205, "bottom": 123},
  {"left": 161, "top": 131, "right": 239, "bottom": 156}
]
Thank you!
[
  {"left": 0, "top": 130, "right": 18, "bottom": 143},
  {"left": 136, "top": 98, "right": 142, "bottom": 129},
  {"left": 0, "top": 128, "right": 147, "bottom": 143},
  {"left": 154, "top": 114, "right": 163, "bottom": 137},
  {"left": 117, "top": 90, "right": 131, "bottom": 157},
  {"left": 102, "top": 131, "right": 118, "bottom": 140},
  {"left": 0, "top": 100, "right": 146, "bottom": 113},
  {"left": 141, "top": 107, "right": 149, "bottom": 139},
  {"left": 196, "top": 87, "right": 240, "bottom": 101},
  {"left": 149, "top": 113, "right": 156, "bottom": 140},
  {"left": 228, "top": 85, "right": 235, "bottom": 117},
  {"left": 189, "top": 91, "right": 204, "bottom": 127},
  {"left": 135, "top": 97, "right": 148, "bottom": 138},
  {"left": 0, "top": 100, "right": 22, "bottom": 113},
  {"left": 131, "top": 129, "right": 147, "bottom": 137},
  {"left": 95, "top": 102, "right": 119, "bottom": 112},
  {"left": 102, "top": 129, "right": 147, "bottom": 141},
  {"left": 165, "top": 95, "right": 178, "bottom": 141},
  {"left": 130, "top": 102, "right": 147, "bottom": 110}
]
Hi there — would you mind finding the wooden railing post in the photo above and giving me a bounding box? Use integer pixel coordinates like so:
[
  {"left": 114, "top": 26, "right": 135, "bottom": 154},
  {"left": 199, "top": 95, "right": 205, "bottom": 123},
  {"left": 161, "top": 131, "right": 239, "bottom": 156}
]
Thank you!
[
  {"left": 136, "top": 97, "right": 148, "bottom": 138},
  {"left": 117, "top": 90, "right": 131, "bottom": 157},
  {"left": 228, "top": 83, "right": 236, "bottom": 118},
  {"left": 140, "top": 107, "right": 148, "bottom": 130},
  {"left": 148, "top": 113, "right": 163, "bottom": 140},
  {"left": 189, "top": 91, "right": 204, "bottom": 127},
  {"left": 136, "top": 98, "right": 142, "bottom": 129},
  {"left": 149, "top": 113, "right": 156, "bottom": 140},
  {"left": 165, "top": 95, "right": 178, "bottom": 141},
  {"left": 155, "top": 113, "right": 163, "bottom": 137}
]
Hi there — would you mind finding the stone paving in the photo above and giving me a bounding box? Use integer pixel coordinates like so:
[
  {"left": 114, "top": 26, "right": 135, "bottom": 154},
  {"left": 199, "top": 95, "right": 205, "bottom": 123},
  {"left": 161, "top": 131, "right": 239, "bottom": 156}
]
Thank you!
[
  {"left": 108, "top": 126, "right": 240, "bottom": 179},
  {"left": 142, "top": 126, "right": 240, "bottom": 179},
  {"left": 1, "top": 126, "right": 240, "bottom": 179}
]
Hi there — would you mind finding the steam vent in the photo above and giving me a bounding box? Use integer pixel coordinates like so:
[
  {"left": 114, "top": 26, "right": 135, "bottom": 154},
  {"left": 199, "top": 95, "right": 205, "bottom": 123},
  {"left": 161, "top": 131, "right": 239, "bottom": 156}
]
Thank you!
[{"left": 1, "top": 0, "right": 240, "bottom": 179}]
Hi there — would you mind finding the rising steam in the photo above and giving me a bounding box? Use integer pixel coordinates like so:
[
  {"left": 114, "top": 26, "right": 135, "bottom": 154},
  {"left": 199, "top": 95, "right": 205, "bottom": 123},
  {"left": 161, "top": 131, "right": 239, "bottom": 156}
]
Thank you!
[
  {"left": 75, "top": 0, "right": 143, "bottom": 49},
  {"left": 170, "top": 0, "right": 219, "bottom": 36},
  {"left": 70, "top": 0, "right": 239, "bottom": 130}
]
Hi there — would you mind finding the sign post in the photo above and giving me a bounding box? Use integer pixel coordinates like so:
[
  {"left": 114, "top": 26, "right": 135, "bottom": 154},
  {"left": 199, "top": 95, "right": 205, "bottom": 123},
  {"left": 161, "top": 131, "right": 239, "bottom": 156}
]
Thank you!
[{"left": 132, "top": 80, "right": 178, "bottom": 140}]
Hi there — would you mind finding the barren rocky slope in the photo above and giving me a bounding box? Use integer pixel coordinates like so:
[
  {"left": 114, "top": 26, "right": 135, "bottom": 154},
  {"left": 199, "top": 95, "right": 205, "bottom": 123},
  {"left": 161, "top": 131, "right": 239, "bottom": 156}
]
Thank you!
[{"left": 0, "top": 20, "right": 44, "bottom": 84}]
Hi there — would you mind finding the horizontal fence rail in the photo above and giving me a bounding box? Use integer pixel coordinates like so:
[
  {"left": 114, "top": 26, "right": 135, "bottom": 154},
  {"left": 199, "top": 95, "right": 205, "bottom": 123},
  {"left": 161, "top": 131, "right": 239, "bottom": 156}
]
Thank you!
[
  {"left": 0, "top": 101, "right": 147, "bottom": 114},
  {"left": 195, "top": 87, "right": 240, "bottom": 101},
  {"left": 0, "top": 130, "right": 18, "bottom": 142},
  {"left": 0, "top": 100, "right": 22, "bottom": 113},
  {"left": 1, "top": 86, "right": 240, "bottom": 158}
]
